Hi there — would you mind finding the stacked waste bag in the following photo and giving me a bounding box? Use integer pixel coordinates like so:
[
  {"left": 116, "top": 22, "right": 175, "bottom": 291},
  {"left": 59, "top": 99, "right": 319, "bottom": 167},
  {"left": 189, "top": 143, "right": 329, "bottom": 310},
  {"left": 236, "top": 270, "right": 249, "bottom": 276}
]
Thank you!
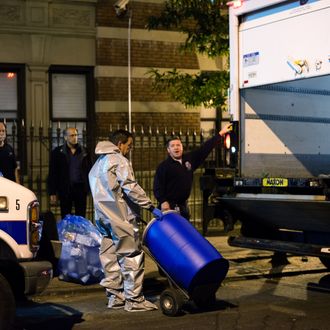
[{"left": 57, "top": 215, "right": 104, "bottom": 284}]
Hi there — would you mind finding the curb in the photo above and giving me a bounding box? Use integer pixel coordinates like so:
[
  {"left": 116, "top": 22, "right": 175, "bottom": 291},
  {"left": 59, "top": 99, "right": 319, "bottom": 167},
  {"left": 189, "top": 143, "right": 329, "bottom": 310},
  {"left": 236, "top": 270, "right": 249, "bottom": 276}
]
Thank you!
[{"left": 39, "top": 277, "right": 103, "bottom": 297}]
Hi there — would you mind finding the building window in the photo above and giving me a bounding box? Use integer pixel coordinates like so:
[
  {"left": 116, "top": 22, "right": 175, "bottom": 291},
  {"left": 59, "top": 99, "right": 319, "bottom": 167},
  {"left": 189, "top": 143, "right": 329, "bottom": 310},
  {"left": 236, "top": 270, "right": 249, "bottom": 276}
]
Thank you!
[
  {"left": 0, "top": 72, "right": 17, "bottom": 120},
  {"left": 49, "top": 66, "right": 94, "bottom": 148},
  {"left": 0, "top": 64, "right": 25, "bottom": 124},
  {"left": 0, "top": 64, "right": 25, "bottom": 171},
  {"left": 52, "top": 73, "right": 87, "bottom": 120}
]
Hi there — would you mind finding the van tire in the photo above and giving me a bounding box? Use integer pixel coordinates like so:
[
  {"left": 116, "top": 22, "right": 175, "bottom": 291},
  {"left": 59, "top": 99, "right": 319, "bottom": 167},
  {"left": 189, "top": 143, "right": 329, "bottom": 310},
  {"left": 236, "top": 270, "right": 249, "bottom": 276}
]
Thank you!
[{"left": 0, "top": 273, "right": 16, "bottom": 329}]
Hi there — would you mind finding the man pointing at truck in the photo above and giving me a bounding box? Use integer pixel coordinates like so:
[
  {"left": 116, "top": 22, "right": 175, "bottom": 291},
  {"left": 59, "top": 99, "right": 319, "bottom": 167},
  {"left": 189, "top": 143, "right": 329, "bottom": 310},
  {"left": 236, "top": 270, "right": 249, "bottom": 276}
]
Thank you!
[{"left": 153, "top": 123, "right": 232, "bottom": 220}]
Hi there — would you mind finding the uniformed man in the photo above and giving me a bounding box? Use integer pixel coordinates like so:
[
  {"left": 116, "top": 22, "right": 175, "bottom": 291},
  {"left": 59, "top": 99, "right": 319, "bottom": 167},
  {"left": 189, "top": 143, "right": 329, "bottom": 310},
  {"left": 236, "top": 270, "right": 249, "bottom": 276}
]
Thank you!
[{"left": 154, "top": 123, "right": 232, "bottom": 220}]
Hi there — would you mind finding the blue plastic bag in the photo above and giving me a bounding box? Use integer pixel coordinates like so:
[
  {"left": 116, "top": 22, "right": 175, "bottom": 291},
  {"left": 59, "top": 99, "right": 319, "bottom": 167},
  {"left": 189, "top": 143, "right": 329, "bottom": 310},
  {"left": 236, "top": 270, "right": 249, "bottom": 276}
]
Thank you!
[{"left": 57, "top": 215, "right": 104, "bottom": 284}]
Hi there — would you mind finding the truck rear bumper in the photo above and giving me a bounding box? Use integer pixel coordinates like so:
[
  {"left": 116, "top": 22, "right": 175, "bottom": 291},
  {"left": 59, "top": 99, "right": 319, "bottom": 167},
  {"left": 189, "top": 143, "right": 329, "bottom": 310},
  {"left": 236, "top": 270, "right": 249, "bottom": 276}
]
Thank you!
[
  {"left": 19, "top": 260, "right": 52, "bottom": 295},
  {"left": 216, "top": 194, "right": 330, "bottom": 233},
  {"left": 228, "top": 236, "right": 330, "bottom": 258}
]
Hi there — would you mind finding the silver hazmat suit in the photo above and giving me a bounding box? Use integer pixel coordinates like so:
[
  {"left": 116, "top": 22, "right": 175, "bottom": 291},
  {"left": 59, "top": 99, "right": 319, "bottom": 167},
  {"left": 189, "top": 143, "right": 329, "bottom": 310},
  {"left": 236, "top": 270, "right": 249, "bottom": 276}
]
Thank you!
[{"left": 88, "top": 141, "right": 154, "bottom": 301}]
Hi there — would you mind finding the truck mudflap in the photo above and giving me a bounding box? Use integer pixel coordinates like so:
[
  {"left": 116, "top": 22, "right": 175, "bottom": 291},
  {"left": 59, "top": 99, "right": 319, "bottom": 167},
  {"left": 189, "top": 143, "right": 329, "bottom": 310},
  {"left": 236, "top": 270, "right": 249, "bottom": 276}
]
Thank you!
[
  {"left": 228, "top": 236, "right": 330, "bottom": 259},
  {"left": 19, "top": 260, "right": 52, "bottom": 295}
]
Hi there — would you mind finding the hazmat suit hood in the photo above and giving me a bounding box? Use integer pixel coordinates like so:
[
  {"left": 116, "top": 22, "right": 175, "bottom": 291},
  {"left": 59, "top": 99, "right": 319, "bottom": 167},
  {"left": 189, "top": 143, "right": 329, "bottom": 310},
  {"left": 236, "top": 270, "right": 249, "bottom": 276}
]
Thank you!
[{"left": 94, "top": 141, "right": 120, "bottom": 155}]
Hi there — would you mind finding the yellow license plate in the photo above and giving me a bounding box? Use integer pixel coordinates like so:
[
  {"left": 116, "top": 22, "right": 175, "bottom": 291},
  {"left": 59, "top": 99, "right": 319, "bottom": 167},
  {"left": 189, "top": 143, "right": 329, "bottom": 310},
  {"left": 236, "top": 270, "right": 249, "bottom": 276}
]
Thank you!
[{"left": 262, "top": 178, "right": 288, "bottom": 187}]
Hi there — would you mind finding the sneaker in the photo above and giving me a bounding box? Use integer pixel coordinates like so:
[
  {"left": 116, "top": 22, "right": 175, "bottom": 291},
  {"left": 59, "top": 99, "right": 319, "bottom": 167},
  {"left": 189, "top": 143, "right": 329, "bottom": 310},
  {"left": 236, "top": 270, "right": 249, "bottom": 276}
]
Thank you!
[
  {"left": 318, "top": 174, "right": 330, "bottom": 178},
  {"left": 124, "top": 298, "right": 158, "bottom": 312},
  {"left": 107, "top": 295, "right": 125, "bottom": 309}
]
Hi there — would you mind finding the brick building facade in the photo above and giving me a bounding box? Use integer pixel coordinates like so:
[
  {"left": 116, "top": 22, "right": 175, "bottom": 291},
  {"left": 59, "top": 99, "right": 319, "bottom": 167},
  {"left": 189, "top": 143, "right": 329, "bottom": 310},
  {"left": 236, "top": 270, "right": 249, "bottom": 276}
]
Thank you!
[
  {"left": 95, "top": 0, "right": 224, "bottom": 137},
  {"left": 0, "top": 0, "right": 225, "bottom": 218},
  {"left": 0, "top": 0, "right": 224, "bottom": 142}
]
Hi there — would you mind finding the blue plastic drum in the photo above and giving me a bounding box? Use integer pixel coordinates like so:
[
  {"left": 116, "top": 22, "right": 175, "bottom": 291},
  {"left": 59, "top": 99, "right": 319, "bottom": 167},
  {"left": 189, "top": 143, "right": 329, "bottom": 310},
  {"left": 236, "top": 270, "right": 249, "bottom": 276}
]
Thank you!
[{"left": 142, "top": 211, "right": 229, "bottom": 296}]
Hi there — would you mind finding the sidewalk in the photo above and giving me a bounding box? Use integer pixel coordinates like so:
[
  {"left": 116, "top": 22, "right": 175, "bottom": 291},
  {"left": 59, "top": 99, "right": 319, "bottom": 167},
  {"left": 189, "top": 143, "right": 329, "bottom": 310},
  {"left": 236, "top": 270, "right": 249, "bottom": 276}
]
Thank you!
[{"left": 40, "top": 234, "right": 326, "bottom": 298}]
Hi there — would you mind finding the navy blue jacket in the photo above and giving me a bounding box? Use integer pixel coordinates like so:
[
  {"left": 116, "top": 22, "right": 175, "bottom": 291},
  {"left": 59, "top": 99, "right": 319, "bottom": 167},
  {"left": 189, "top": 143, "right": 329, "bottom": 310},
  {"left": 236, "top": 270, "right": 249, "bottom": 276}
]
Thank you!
[
  {"left": 47, "top": 143, "right": 92, "bottom": 198},
  {"left": 153, "top": 135, "right": 221, "bottom": 206},
  {"left": 0, "top": 143, "right": 17, "bottom": 182}
]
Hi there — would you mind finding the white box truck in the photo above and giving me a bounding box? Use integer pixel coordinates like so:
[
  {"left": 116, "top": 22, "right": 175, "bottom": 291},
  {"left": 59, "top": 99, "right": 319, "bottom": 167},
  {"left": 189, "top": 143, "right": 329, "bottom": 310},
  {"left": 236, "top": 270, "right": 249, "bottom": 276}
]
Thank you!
[
  {"left": 201, "top": 0, "right": 330, "bottom": 268},
  {"left": 228, "top": 0, "right": 330, "bottom": 178},
  {"left": 0, "top": 176, "right": 52, "bottom": 329}
]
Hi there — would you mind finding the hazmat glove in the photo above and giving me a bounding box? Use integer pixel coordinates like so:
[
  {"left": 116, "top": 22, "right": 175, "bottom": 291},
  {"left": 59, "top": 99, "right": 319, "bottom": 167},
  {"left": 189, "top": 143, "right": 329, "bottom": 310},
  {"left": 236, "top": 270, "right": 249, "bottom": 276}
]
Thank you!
[{"left": 149, "top": 206, "right": 163, "bottom": 219}]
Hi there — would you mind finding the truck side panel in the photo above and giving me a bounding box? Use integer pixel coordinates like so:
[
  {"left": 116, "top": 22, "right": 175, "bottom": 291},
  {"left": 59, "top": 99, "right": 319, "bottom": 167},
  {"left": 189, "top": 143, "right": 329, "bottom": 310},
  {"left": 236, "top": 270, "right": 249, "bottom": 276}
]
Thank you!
[
  {"left": 240, "top": 76, "right": 330, "bottom": 177},
  {"left": 239, "top": 1, "right": 330, "bottom": 88},
  {"left": 229, "top": 0, "right": 330, "bottom": 178}
]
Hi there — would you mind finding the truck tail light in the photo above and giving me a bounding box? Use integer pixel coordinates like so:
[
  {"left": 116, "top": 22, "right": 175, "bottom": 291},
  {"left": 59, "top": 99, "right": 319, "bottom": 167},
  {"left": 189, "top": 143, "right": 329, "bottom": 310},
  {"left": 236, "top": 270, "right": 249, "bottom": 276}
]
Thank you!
[
  {"left": 227, "top": 0, "right": 244, "bottom": 9},
  {"left": 28, "top": 200, "right": 41, "bottom": 252},
  {"left": 224, "top": 121, "right": 239, "bottom": 168},
  {"left": 224, "top": 133, "right": 231, "bottom": 150}
]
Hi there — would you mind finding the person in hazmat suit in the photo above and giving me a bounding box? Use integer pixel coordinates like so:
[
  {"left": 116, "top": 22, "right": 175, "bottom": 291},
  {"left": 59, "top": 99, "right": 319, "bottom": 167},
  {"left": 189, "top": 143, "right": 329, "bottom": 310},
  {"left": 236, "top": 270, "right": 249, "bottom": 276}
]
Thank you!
[{"left": 89, "top": 129, "right": 162, "bottom": 312}]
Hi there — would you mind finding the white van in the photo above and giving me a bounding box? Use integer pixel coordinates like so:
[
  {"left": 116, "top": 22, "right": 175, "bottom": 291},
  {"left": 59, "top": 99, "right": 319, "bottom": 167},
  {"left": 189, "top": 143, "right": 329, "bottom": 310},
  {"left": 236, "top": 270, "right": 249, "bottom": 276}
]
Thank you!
[{"left": 0, "top": 176, "right": 52, "bottom": 328}]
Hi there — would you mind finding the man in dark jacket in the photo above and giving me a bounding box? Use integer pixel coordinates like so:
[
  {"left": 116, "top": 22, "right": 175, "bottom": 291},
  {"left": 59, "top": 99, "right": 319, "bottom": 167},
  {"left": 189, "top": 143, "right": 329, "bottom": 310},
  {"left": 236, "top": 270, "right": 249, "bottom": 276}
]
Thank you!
[
  {"left": 48, "top": 127, "right": 92, "bottom": 219},
  {"left": 153, "top": 123, "right": 232, "bottom": 220},
  {"left": 0, "top": 122, "right": 19, "bottom": 183}
]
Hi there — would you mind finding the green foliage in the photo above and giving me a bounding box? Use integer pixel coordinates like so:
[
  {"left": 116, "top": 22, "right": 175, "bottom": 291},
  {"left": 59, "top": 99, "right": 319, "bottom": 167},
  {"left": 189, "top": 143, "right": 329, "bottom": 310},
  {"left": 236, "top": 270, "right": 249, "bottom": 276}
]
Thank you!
[
  {"left": 147, "top": 0, "right": 229, "bottom": 57},
  {"left": 148, "top": 68, "right": 229, "bottom": 108},
  {"left": 146, "top": 0, "right": 229, "bottom": 109}
]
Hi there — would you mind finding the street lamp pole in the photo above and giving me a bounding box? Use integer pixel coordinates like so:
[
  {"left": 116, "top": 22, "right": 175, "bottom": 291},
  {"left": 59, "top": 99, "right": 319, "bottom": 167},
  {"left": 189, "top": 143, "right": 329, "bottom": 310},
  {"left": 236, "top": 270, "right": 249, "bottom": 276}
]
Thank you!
[
  {"left": 128, "top": 9, "right": 132, "bottom": 133},
  {"left": 114, "top": 0, "right": 131, "bottom": 132}
]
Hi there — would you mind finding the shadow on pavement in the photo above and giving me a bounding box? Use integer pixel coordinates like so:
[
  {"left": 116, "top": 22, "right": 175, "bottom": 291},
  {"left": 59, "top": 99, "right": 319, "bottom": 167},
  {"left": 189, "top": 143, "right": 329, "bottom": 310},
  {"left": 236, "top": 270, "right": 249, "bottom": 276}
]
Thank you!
[
  {"left": 307, "top": 273, "right": 330, "bottom": 293},
  {"left": 184, "top": 299, "right": 237, "bottom": 315},
  {"left": 143, "top": 274, "right": 237, "bottom": 316},
  {"left": 14, "top": 300, "right": 83, "bottom": 330}
]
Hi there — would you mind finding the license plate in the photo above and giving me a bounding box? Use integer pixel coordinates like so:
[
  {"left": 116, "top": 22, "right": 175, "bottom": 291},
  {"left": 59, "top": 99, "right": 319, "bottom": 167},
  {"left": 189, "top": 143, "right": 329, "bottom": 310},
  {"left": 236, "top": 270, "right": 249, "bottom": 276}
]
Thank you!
[{"left": 262, "top": 178, "right": 288, "bottom": 187}]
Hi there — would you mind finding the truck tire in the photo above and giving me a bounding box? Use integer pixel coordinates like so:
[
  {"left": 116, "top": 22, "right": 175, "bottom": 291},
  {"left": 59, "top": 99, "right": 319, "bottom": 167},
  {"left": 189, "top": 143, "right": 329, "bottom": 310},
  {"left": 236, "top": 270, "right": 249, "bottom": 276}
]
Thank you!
[
  {"left": 0, "top": 273, "right": 16, "bottom": 329},
  {"left": 221, "top": 209, "right": 235, "bottom": 233},
  {"left": 319, "top": 257, "right": 330, "bottom": 269}
]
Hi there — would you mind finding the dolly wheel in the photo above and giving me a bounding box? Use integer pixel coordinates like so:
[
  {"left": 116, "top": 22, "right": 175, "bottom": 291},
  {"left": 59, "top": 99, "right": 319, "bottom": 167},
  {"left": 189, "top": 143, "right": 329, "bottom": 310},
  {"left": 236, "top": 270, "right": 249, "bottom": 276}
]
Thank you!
[{"left": 160, "top": 289, "right": 183, "bottom": 316}]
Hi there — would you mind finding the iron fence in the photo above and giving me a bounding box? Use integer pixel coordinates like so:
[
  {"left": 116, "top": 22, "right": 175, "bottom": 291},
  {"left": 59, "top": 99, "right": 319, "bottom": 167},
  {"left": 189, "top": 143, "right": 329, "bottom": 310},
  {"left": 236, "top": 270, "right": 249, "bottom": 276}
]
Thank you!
[{"left": 3, "top": 121, "right": 225, "bottom": 230}]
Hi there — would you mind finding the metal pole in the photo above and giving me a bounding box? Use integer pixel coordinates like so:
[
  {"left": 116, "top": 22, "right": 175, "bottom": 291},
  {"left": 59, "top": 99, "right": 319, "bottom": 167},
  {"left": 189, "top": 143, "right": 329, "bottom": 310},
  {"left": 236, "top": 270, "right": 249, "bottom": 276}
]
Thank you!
[{"left": 128, "top": 10, "right": 132, "bottom": 133}]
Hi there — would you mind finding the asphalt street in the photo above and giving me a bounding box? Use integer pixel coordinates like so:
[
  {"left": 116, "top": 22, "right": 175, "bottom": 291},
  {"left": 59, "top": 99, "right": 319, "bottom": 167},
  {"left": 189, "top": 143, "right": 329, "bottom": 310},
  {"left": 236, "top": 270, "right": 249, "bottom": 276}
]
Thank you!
[{"left": 14, "top": 233, "right": 330, "bottom": 330}]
